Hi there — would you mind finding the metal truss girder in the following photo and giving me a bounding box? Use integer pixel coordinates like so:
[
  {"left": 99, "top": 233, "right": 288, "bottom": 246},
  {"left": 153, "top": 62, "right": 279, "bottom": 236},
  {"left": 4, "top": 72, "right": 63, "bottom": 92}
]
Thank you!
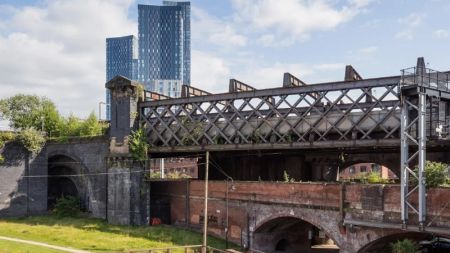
[
  {"left": 140, "top": 75, "right": 402, "bottom": 149},
  {"left": 140, "top": 76, "right": 401, "bottom": 107}
]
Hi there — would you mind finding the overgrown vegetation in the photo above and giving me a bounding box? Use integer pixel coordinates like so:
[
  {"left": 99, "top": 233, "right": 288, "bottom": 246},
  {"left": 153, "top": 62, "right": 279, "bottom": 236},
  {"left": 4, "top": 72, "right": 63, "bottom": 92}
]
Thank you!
[
  {"left": 411, "top": 161, "right": 449, "bottom": 188},
  {"left": 181, "top": 119, "right": 203, "bottom": 145},
  {"left": 166, "top": 171, "right": 191, "bottom": 179},
  {"left": 17, "top": 128, "right": 46, "bottom": 153},
  {"left": 283, "top": 170, "right": 295, "bottom": 183},
  {"left": 0, "top": 95, "right": 108, "bottom": 153},
  {"left": 129, "top": 128, "right": 150, "bottom": 162},
  {"left": 358, "top": 171, "right": 391, "bottom": 184},
  {"left": 390, "top": 239, "right": 419, "bottom": 253},
  {"left": 0, "top": 131, "right": 15, "bottom": 163},
  {"left": 52, "top": 196, "right": 81, "bottom": 217}
]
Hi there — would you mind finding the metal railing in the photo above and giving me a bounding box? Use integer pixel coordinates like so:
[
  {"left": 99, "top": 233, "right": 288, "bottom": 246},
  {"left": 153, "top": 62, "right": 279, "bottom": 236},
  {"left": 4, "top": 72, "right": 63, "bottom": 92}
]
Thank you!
[{"left": 401, "top": 67, "right": 450, "bottom": 91}]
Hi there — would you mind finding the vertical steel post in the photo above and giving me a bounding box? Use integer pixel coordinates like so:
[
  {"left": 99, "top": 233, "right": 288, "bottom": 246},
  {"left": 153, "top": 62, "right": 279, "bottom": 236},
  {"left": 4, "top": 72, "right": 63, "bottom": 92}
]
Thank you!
[
  {"left": 400, "top": 99, "right": 409, "bottom": 224},
  {"left": 418, "top": 92, "right": 427, "bottom": 227},
  {"left": 202, "top": 151, "right": 209, "bottom": 253}
]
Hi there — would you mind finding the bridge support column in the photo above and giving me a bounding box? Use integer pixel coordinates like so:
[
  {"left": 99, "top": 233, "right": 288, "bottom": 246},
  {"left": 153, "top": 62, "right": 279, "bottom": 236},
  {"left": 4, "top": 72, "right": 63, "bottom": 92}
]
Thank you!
[{"left": 107, "top": 158, "right": 149, "bottom": 226}]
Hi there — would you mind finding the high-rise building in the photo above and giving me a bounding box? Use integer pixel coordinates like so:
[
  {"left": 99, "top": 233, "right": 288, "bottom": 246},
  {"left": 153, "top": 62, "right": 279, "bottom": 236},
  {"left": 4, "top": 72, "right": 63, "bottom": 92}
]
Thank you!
[
  {"left": 138, "top": 1, "right": 191, "bottom": 95},
  {"left": 105, "top": 35, "right": 138, "bottom": 120}
]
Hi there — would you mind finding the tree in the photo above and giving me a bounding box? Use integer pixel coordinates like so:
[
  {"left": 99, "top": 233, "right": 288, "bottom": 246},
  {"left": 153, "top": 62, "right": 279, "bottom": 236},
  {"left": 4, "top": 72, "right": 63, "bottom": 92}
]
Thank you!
[
  {"left": 411, "top": 161, "right": 448, "bottom": 188},
  {"left": 0, "top": 94, "right": 63, "bottom": 135},
  {"left": 391, "top": 239, "right": 419, "bottom": 253},
  {"left": 79, "top": 112, "right": 102, "bottom": 136},
  {"left": 60, "top": 114, "right": 82, "bottom": 137},
  {"left": 17, "top": 128, "right": 46, "bottom": 153}
]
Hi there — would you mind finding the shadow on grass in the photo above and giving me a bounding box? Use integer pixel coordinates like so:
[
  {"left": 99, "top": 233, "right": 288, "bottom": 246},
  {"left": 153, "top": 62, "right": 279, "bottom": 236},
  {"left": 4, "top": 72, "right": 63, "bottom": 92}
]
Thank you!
[{"left": 2, "top": 214, "right": 239, "bottom": 251}]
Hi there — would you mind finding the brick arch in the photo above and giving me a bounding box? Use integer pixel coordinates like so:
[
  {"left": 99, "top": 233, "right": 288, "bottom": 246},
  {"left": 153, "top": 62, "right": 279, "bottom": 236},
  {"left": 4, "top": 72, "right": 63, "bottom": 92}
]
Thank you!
[
  {"left": 252, "top": 207, "right": 344, "bottom": 249},
  {"left": 356, "top": 231, "right": 450, "bottom": 253},
  {"left": 340, "top": 152, "right": 400, "bottom": 177}
]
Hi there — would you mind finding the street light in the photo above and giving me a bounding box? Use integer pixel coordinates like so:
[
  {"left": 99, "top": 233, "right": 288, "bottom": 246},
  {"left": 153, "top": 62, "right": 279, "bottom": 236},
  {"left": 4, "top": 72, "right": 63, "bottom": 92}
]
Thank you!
[{"left": 98, "top": 101, "right": 106, "bottom": 121}]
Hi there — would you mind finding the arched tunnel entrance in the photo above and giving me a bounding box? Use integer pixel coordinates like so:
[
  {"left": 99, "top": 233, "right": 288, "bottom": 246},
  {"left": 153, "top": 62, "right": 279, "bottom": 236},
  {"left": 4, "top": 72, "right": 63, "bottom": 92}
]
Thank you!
[
  {"left": 47, "top": 155, "right": 84, "bottom": 211},
  {"left": 252, "top": 217, "right": 339, "bottom": 253},
  {"left": 358, "top": 232, "right": 450, "bottom": 253}
]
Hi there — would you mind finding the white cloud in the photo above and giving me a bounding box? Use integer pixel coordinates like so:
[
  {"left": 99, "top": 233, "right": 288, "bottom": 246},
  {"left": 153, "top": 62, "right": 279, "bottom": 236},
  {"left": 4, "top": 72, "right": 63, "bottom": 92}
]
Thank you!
[
  {"left": 395, "top": 13, "right": 426, "bottom": 40},
  {"left": 358, "top": 46, "right": 378, "bottom": 54},
  {"left": 231, "top": 0, "right": 373, "bottom": 46},
  {"left": 398, "top": 13, "right": 425, "bottom": 27},
  {"left": 192, "top": 7, "right": 247, "bottom": 48},
  {"left": 434, "top": 29, "right": 449, "bottom": 39},
  {"left": 0, "top": 0, "right": 136, "bottom": 117},
  {"left": 191, "top": 50, "right": 231, "bottom": 92}
]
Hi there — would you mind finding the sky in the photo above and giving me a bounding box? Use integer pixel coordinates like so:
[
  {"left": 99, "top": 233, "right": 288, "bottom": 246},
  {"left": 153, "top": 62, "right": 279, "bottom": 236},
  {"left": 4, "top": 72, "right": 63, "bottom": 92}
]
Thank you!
[{"left": 0, "top": 0, "right": 450, "bottom": 123}]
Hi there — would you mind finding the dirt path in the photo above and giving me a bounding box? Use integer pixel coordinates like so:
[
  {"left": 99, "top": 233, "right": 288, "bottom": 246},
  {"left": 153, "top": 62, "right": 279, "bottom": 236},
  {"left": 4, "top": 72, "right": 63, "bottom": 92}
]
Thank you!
[{"left": 0, "top": 236, "right": 91, "bottom": 253}]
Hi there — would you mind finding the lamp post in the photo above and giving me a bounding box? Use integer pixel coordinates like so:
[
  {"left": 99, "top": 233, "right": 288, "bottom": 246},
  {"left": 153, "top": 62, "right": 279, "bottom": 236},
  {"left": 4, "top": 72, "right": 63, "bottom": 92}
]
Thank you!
[
  {"left": 202, "top": 151, "right": 210, "bottom": 253},
  {"left": 98, "top": 101, "right": 106, "bottom": 120}
]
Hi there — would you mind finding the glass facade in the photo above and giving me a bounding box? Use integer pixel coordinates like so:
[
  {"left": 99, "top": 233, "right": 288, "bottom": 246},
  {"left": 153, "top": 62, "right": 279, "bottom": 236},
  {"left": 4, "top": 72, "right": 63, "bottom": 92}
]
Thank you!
[
  {"left": 138, "top": 1, "right": 191, "bottom": 95},
  {"left": 105, "top": 35, "right": 138, "bottom": 120}
]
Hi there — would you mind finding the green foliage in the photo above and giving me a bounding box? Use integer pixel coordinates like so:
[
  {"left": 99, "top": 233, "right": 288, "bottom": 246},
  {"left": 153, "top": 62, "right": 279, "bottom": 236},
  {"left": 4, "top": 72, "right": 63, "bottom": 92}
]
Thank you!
[
  {"left": 0, "top": 94, "right": 63, "bottom": 135},
  {"left": 79, "top": 112, "right": 102, "bottom": 136},
  {"left": 150, "top": 171, "right": 162, "bottom": 179},
  {"left": 0, "top": 155, "right": 4, "bottom": 164},
  {"left": 411, "top": 161, "right": 448, "bottom": 188},
  {"left": 283, "top": 170, "right": 295, "bottom": 183},
  {"left": 181, "top": 119, "right": 203, "bottom": 145},
  {"left": 53, "top": 196, "right": 81, "bottom": 217},
  {"left": 390, "top": 239, "right": 419, "bottom": 253},
  {"left": 129, "top": 128, "right": 149, "bottom": 161},
  {"left": 165, "top": 171, "right": 191, "bottom": 179},
  {"left": 17, "top": 128, "right": 45, "bottom": 153},
  {"left": 358, "top": 171, "right": 390, "bottom": 184},
  {"left": 60, "top": 114, "right": 82, "bottom": 137},
  {"left": 135, "top": 83, "right": 145, "bottom": 101}
]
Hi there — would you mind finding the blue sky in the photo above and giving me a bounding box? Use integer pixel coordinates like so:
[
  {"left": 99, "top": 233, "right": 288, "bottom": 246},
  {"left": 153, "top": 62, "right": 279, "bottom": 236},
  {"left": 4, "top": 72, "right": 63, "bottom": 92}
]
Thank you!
[{"left": 0, "top": 0, "right": 449, "bottom": 121}]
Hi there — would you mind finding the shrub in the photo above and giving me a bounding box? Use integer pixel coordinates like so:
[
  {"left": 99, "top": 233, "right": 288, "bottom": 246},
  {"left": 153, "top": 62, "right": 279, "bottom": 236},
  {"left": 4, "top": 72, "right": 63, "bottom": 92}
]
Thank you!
[
  {"left": 129, "top": 128, "right": 149, "bottom": 161},
  {"left": 166, "top": 171, "right": 191, "bottom": 179},
  {"left": 53, "top": 195, "right": 81, "bottom": 217},
  {"left": 390, "top": 239, "right": 418, "bottom": 253},
  {"left": 0, "top": 155, "right": 4, "bottom": 164},
  {"left": 17, "top": 128, "right": 45, "bottom": 153},
  {"left": 411, "top": 161, "right": 448, "bottom": 188},
  {"left": 283, "top": 170, "right": 295, "bottom": 183},
  {"left": 366, "top": 172, "right": 389, "bottom": 184}
]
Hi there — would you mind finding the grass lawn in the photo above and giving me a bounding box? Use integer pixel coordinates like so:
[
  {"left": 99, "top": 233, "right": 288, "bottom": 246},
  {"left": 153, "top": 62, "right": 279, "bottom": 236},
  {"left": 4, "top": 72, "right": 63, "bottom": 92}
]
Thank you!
[
  {"left": 0, "top": 215, "right": 238, "bottom": 252},
  {"left": 0, "top": 239, "right": 64, "bottom": 253}
]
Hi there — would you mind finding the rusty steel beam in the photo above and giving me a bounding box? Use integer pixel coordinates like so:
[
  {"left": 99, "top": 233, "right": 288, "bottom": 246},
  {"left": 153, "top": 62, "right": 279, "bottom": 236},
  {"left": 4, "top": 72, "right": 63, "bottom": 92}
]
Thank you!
[
  {"left": 181, "top": 84, "right": 211, "bottom": 98},
  {"left": 144, "top": 91, "right": 172, "bottom": 101},
  {"left": 283, "top": 72, "right": 307, "bottom": 87},
  {"left": 344, "top": 65, "right": 363, "bottom": 81},
  {"left": 229, "top": 79, "right": 256, "bottom": 93}
]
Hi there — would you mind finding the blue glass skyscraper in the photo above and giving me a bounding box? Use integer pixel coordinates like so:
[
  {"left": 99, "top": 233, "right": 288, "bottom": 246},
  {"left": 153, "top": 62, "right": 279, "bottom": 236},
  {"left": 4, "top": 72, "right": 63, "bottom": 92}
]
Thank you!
[
  {"left": 138, "top": 1, "right": 191, "bottom": 92},
  {"left": 105, "top": 35, "right": 138, "bottom": 120}
]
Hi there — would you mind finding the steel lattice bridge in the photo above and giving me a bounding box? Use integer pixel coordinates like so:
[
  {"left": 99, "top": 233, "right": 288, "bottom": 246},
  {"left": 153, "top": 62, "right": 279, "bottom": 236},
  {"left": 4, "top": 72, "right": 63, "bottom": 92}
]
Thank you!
[{"left": 139, "top": 58, "right": 450, "bottom": 154}]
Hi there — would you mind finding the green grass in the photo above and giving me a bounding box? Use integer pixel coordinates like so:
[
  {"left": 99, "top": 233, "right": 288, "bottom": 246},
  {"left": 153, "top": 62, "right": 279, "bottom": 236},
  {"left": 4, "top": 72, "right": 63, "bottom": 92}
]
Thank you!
[
  {"left": 0, "top": 215, "right": 237, "bottom": 252},
  {"left": 0, "top": 240, "right": 64, "bottom": 253}
]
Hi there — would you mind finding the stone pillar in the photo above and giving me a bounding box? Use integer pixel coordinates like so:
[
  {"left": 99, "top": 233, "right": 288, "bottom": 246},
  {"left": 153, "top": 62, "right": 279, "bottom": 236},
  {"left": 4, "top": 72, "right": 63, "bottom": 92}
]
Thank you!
[
  {"left": 105, "top": 76, "right": 141, "bottom": 145},
  {"left": 105, "top": 76, "right": 149, "bottom": 225},
  {"left": 107, "top": 158, "right": 149, "bottom": 226}
]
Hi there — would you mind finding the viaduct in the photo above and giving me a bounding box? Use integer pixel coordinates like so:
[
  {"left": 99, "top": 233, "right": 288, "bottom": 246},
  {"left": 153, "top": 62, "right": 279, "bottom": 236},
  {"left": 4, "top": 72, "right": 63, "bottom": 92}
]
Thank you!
[{"left": 1, "top": 58, "right": 450, "bottom": 252}]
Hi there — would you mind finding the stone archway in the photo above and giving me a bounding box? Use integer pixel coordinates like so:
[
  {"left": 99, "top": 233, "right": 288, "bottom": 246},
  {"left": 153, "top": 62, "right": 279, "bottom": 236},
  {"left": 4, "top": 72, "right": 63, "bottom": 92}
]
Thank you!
[{"left": 47, "top": 154, "right": 87, "bottom": 211}]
